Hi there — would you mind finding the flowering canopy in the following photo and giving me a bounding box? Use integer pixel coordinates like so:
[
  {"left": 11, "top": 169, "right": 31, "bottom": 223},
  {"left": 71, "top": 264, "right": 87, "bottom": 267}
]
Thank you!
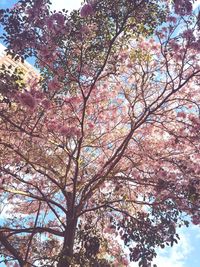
[{"left": 0, "top": 0, "right": 200, "bottom": 266}]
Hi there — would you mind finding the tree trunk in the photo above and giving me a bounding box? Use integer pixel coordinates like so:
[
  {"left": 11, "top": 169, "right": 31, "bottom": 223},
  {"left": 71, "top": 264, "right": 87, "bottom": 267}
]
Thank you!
[{"left": 57, "top": 217, "right": 77, "bottom": 267}]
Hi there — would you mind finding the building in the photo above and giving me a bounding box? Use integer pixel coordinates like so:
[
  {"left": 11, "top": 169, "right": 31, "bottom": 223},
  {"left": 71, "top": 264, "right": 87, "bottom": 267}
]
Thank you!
[{"left": 0, "top": 43, "right": 39, "bottom": 81}]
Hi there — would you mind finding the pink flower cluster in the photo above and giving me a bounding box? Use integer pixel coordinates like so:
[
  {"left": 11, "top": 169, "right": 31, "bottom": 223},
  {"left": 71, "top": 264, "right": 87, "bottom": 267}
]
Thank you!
[
  {"left": 47, "top": 121, "right": 81, "bottom": 138},
  {"left": 19, "top": 92, "right": 37, "bottom": 109},
  {"left": 60, "top": 126, "right": 81, "bottom": 138},
  {"left": 80, "top": 4, "right": 94, "bottom": 17},
  {"left": 177, "top": 111, "right": 186, "bottom": 119},
  {"left": 192, "top": 214, "right": 200, "bottom": 225},
  {"left": 182, "top": 29, "right": 195, "bottom": 41},
  {"left": 174, "top": 0, "right": 193, "bottom": 15},
  {"left": 46, "top": 13, "right": 67, "bottom": 34},
  {"left": 167, "top": 16, "right": 177, "bottom": 24},
  {"left": 48, "top": 77, "right": 62, "bottom": 91},
  {"left": 41, "top": 99, "right": 51, "bottom": 109}
]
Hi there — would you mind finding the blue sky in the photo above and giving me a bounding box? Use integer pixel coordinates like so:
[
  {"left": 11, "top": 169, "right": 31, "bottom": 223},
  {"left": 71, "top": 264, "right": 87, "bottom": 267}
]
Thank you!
[
  {"left": 0, "top": 0, "right": 83, "bottom": 10},
  {"left": 0, "top": 0, "right": 200, "bottom": 266}
]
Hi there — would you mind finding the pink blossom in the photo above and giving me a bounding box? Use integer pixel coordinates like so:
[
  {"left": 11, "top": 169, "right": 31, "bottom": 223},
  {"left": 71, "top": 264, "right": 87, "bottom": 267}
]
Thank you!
[
  {"left": 59, "top": 126, "right": 81, "bottom": 137},
  {"left": 19, "top": 92, "right": 37, "bottom": 109},
  {"left": 47, "top": 122, "right": 58, "bottom": 132},
  {"left": 188, "top": 114, "right": 199, "bottom": 124},
  {"left": 46, "top": 13, "right": 65, "bottom": 33},
  {"left": 177, "top": 111, "right": 186, "bottom": 118},
  {"left": 104, "top": 226, "right": 115, "bottom": 234},
  {"left": 69, "top": 127, "right": 82, "bottom": 138},
  {"left": 121, "top": 257, "right": 129, "bottom": 266},
  {"left": 88, "top": 122, "right": 94, "bottom": 129},
  {"left": 127, "top": 63, "right": 133, "bottom": 68},
  {"left": 189, "top": 41, "right": 200, "bottom": 51},
  {"left": 167, "top": 16, "right": 177, "bottom": 24},
  {"left": 182, "top": 29, "right": 195, "bottom": 41},
  {"left": 59, "top": 126, "right": 70, "bottom": 136},
  {"left": 42, "top": 99, "right": 51, "bottom": 109},
  {"left": 80, "top": 4, "right": 94, "bottom": 17},
  {"left": 51, "top": 13, "right": 65, "bottom": 26},
  {"left": 170, "top": 41, "right": 180, "bottom": 52},
  {"left": 88, "top": 0, "right": 97, "bottom": 6},
  {"left": 174, "top": 0, "right": 193, "bottom": 15},
  {"left": 192, "top": 215, "right": 200, "bottom": 225},
  {"left": 48, "top": 77, "right": 62, "bottom": 91},
  {"left": 56, "top": 67, "right": 65, "bottom": 78}
]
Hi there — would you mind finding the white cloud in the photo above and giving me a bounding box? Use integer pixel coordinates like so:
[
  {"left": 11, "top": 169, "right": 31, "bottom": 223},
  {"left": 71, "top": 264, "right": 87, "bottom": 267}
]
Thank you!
[
  {"left": 152, "top": 232, "right": 192, "bottom": 267},
  {"left": 129, "top": 228, "right": 193, "bottom": 267},
  {"left": 0, "top": 202, "right": 14, "bottom": 220},
  {"left": 193, "top": 0, "right": 200, "bottom": 10},
  {"left": 50, "top": 0, "right": 82, "bottom": 11}
]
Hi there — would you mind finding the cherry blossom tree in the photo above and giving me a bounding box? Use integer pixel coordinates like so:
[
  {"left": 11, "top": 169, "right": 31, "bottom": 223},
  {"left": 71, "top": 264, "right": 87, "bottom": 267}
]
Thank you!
[{"left": 0, "top": 0, "right": 200, "bottom": 266}]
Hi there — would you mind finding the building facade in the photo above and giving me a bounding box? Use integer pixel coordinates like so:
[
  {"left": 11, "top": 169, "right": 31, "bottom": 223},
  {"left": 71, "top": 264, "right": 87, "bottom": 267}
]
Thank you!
[{"left": 0, "top": 43, "right": 39, "bottom": 81}]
